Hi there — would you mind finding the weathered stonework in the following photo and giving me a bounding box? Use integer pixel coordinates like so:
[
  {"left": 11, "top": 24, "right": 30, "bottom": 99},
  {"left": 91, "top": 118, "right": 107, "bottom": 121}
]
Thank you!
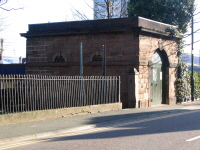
[{"left": 21, "top": 17, "right": 180, "bottom": 108}]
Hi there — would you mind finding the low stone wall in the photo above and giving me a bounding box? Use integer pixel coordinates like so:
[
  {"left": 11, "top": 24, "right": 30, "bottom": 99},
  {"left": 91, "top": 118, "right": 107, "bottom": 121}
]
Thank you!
[{"left": 0, "top": 103, "right": 122, "bottom": 125}]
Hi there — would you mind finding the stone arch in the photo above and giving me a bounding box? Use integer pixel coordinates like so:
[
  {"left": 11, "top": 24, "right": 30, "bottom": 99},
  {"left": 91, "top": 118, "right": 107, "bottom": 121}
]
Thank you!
[
  {"left": 150, "top": 49, "right": 170, "bottom": 105},
  {"left": 156, "top": 49, "right": 170, "bottom": 67},
  {"left": 90, "top": 51, "right": 103, "bottom": 61},
  {"left": 92, "top": 55, "right": 102, "bottom": 61},
  {"left": 52, "top": 52, "right": 67, "bottom": 62}
]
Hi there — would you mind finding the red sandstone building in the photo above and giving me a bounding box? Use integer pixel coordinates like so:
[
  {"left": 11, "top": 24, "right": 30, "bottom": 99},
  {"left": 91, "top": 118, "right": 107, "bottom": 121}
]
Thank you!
[{"left": 21, "top": 17, "right": 180, "bottom": 108}]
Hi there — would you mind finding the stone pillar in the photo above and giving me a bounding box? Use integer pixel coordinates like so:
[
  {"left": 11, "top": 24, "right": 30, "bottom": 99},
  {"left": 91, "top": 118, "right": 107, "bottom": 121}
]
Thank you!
[
  {"left": 128, "top": 68, "right": 139, "bottom": 108},
  {"left": 168, "top": 66, "right": 177, "bottom": 105}
]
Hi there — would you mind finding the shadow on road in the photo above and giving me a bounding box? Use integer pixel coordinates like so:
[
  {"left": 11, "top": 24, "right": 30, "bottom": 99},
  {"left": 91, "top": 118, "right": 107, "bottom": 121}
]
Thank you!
[{"left": 43, "top": 108, "right": 200, "bottom": 142}]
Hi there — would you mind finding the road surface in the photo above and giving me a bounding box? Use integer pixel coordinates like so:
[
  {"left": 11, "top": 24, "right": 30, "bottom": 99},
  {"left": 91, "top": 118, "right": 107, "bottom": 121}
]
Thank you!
[{"left": 1, "top": 109, "right": 200, "bottom": 150}]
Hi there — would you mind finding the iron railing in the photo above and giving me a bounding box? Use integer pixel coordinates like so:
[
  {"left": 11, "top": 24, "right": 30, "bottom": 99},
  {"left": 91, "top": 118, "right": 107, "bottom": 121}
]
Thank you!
[{"left": 0, "top": 75, "right": 120, "bottom": 115}]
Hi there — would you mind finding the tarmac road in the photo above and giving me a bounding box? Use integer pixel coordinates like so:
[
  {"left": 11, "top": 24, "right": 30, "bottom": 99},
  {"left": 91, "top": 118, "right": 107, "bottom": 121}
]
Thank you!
[{"left": 1, "top": 103, "right": 200, "bottom": 150}]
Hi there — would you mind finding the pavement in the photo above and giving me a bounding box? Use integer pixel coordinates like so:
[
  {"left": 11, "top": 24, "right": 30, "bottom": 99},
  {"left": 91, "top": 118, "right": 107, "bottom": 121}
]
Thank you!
[{"left": 0, "top": 101, "right": 200, "bottom": 143}]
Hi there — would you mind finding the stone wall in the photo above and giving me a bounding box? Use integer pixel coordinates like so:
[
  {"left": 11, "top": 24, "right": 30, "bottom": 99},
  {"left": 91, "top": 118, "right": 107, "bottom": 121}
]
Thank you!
[
  {"left": 0, "top": 103, "right": 122, "bottom": 125},
  {"left": 138, "top": 32, "right": 178, "bottom": 106},
  {"left": 26, "top": 32, "right": 140, "bottom": 108}
]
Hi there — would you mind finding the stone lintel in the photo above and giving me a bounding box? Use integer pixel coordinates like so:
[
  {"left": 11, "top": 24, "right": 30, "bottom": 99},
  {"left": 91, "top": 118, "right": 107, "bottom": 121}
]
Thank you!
[{"left": 26, "top": 61, "right": 139, "bottom": 67}]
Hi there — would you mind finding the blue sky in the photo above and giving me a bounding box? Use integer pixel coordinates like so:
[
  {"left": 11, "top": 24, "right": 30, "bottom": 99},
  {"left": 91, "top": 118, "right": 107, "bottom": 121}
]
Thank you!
[{"left": 1, "top": 0, "right": 200, "bottom": 58}]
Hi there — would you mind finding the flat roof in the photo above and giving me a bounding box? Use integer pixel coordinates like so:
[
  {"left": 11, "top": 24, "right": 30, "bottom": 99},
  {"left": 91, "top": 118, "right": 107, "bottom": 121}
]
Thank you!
[{"left": 21, "top": 17, "right": 178, "bottom": 38}]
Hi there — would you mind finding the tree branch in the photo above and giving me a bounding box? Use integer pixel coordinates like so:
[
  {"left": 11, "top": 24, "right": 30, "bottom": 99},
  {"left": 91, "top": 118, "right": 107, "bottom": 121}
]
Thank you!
[
  {"left": 0, "top": 7, "right": 22, "bottom": 11},
  {"left": 0, "top": 0, "right": 23, "bottom": 11}
]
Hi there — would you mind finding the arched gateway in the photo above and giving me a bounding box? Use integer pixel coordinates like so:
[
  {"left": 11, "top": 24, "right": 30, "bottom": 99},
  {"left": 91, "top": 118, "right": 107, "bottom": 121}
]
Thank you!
[{"left": 150, "top": 49, "right": 169, "bottom": 105}]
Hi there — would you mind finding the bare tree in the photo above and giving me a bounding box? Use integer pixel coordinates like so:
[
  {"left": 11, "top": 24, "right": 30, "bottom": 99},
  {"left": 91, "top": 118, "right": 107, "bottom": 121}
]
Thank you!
[
  {"left": 0, "top": 0, "right": 23, "bottom": 58},
  {"left": 70, "top": 0, "right": 128, "bottom": 20},
  {"left": 0, "top": 0, "right": 23, "bottom": 32}
]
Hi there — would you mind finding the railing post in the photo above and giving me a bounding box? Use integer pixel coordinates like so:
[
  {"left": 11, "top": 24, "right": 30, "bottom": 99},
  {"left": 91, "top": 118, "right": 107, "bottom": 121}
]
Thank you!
[
  {"left": 102, "top": 76, "right": 107, "bottom": 104},
  {"left": 80, "top": 76, "right": 83, "bottom": 106},
  {"left": 80, "top": 42, "right": 83, "bottom": 76},
  {"left": 118, "top": 76, "right": 120, "bottom": 103},
  {"left": 102, "top": 45, "right": 106, "bottom": 76},
  {"left": 79, "top": 43, "right": 83, "bottom": 106}
]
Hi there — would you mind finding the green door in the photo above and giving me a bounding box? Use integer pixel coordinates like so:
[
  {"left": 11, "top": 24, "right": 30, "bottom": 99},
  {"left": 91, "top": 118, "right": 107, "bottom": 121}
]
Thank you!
[{"left": 151, "top": 52, "right": 162, "bottom": 105}]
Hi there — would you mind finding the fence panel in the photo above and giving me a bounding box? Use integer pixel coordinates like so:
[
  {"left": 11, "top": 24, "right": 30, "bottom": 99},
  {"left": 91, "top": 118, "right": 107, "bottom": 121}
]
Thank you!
[{"left": 0, "top": 75, "right": 120, "bottom": 115}]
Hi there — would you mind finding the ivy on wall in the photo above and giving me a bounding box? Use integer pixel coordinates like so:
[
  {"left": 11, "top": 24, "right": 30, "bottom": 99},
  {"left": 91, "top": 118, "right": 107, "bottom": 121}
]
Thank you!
[
  {"left": 176, "top": 40, "right": 200, "bottom": 102},
  {"left": 165, "top": 27, "right": 200, "bottom": 102},
  {"left": 176, "top": 58, "right": 191, "bottom": 102}
]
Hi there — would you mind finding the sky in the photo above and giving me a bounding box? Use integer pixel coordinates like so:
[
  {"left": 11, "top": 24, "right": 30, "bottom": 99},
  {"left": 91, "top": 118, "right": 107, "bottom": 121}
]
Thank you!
[
  {"left": 185, "top": 1, "right": 200, "bottom": 56},
  {"left": 1, "top": 0, "right": 93, "bottom": 57},
  {"left": 1, "top": 0, "right": 200, "bottom": 58}
]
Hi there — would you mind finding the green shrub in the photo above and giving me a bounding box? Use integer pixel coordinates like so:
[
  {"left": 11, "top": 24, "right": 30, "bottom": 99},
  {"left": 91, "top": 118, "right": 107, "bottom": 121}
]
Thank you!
[
  {"left": 176, "top": 59, "right": 191, "bottom": 102},
  {"left": 188, "top": 71, "right": 200, "bottom": 99}
]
